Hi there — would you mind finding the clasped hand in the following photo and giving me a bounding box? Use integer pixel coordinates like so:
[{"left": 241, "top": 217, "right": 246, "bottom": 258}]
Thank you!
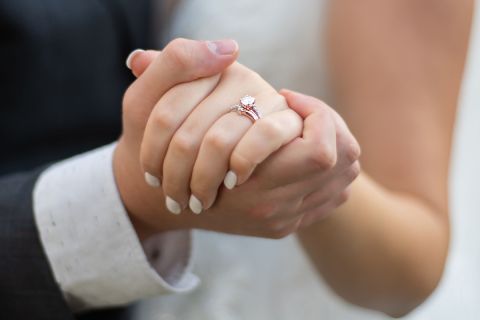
[{"left": 114, "top": 39, "right": 360, "bottom": 239}]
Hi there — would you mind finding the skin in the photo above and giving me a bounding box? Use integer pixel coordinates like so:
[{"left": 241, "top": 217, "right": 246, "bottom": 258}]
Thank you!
[
  {"left": 297, "top": 0, "right": 474, "bottom": 316},
  {"left": 140, "top": 62, "right": 303, "bottom": 214},
  {"left": 115, "top": 39, "right": 360, "bottom": 242}
]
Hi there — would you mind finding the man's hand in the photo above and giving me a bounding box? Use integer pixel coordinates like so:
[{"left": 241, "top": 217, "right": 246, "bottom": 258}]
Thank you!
[{"left": 114, "top": 38, "right": 240, "bottom": 239}]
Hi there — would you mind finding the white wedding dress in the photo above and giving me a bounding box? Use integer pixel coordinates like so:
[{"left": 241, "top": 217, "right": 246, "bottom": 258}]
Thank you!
[{"left": 134, "top": 1, "right": 480, "bottom": 319}]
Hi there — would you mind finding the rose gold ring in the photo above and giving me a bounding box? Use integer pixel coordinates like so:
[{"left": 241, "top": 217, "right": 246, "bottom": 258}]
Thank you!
[{"left": 230, "top": 95, "right": 262, "bottom": 123}]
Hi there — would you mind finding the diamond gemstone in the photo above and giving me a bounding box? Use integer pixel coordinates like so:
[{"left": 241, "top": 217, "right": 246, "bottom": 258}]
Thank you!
[{"left": 241, "top": 95, "right": 255, "bottom": 106}]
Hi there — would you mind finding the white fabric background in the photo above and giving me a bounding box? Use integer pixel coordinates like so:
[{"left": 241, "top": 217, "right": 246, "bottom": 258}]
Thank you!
[{"left": 133, "top": 0, "right": 480, "bottom": 319}]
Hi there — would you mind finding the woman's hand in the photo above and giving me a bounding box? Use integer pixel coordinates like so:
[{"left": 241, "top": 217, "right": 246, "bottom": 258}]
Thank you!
[
  {"left": 200, "top": 89, "right": 361, "bottom": 237},
  {"left": 139, "top": 61, "right": 303, "bottom": 215}
]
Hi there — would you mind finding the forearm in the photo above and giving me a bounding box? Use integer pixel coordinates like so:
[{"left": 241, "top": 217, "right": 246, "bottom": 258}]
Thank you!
[
  {"left": 303, "top": 0, "right": 473, "bottom": 315},
  {"left": 298, "top": 173, "right": 449, "bottom": 317}
]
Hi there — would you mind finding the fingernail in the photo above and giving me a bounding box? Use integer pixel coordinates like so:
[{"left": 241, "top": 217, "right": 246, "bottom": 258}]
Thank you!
[
  {"left": 166, "top": 196, "right": 182, "bottom": 215},
  {"left": 189, "top": 195, "right": 203, "bottom": 215},
  {"left": 144, "top": 172, "right": 161, "bottom": 188},
  {"left": 224, "top": 171, "right": 238, "bottom": 190},
  {"left": 206, "top": 40, "right": 238, "bottom": 56},
  {"left": 125, "top": 49, "right": 144, "bottom": 69}
]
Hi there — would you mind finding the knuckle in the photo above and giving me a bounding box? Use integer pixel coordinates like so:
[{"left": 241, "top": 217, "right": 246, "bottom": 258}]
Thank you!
[
  {"left": 347, "top": 161, "right": 361, "bottom": 182},
  {"left": 345, "top": 140, "right": 362, "bottom": 164},
  {"left": 151, "top": 108, "right": 177, "bottom": 131},
  {"left": 204, "top": 129, "right": 232, "bottom": 151},
  {"left": 257, "top": 117, "right": 283, "bottom": 141},
  {"left": 168, "top": 37, "right": 189, "bottom": 48},
  {"left": 231, "top": 151, "right": 256, "bottom": 176},
  {"left": 164, "top": 38, "right": 193, "bottom": 71},
  {"left": 171, "top": 132, "right": 196, "bottom": 156},
  {"left": 310, "top": 145, "right": 337, "bottom": 170},
  {"left": 248, "top": 202, "right": 276, "bottom": 220}
]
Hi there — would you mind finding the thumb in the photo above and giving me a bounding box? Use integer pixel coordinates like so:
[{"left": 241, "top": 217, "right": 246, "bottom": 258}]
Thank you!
[
  {"left": 280, "top": 88, "right": 336, "bottom": 141},
  {"left": 279, "top": 89, "right": 325, "bottom": 119},
  {"left": 124, "top": 38, "right": 239, "bottom": 112},
  {"left": 281, "top": 88, "right": 361, "bottom": 165}
]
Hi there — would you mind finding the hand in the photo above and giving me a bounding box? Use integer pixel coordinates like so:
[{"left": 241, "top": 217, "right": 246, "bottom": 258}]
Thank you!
[
  {"left": 139, "top": 61, "right": 303, "bottom": 215},
  {"left": 193, "top": 89, "right": 361, "bottom": 237},
  {"left": 278, "top": 90, "right": 362, "bottom": 228},
  {"left": 114, "top": 38, "right": 240, "bottom": 238},
  {"left": 116, "top": 39, "right": 360, "bottom": 240}
]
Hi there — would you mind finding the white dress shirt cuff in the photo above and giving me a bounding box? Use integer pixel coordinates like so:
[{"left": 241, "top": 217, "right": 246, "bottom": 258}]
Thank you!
[{"left": 33, "top": 143, "right": 199, "bottom": 311}]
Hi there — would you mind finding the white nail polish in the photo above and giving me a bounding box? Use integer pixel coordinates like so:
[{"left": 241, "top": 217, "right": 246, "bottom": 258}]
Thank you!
[
  {"left": 145, "top": 172, "right": 161, "bottom": 188},
  {"left": 125, "top": 49, "right": 144, "bottom": 69},
  {"left": 189, "top": 195, "right": 203, "bottom": 215},
  {"left": 224, "top": 171, "right": 238, "bottom": 190},
  {"left": 166, "top": 197, "right": 182, "bottom": 215}
]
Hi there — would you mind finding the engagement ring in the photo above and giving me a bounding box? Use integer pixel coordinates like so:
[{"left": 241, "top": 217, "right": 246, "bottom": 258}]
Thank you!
[{"left": 230, "top": 95, "right": 262, "bottom": 123}]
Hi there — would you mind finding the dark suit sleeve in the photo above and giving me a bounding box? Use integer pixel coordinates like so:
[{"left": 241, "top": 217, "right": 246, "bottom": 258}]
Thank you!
[
  {"left": 0, "top": 170, "right": 134, "bottom": 320},
  {"left": 0, "top": 169, "right": 74, "bottom": 319}
]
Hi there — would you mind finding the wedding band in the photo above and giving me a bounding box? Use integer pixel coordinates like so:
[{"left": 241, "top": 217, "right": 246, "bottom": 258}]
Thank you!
[{"left": 230, "top": 95, "right": 262, "bottom": 123}]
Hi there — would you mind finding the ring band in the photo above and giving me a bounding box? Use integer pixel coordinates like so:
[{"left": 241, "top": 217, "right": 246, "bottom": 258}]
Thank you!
[{"left": 230, "top": 95, "right": 262, "bottom": 123}]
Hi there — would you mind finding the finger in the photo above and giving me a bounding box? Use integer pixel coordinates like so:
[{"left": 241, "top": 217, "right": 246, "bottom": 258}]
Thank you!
[
  {"left": 140, "top": 75, "right": 221, "bottom": 188},
  {"left": 189, "top": 93, "right": 288, "bottom": 214},
  {"left": 123, "top": 39, "right": 239, "bottom": 127},
  {"left": 298, "top": 161, "right": 360, "bottom": 213},
  {"left": 126, "top": 49, "right": 161, "bottom": 77},
  {"left": 286, "top": 88, "right": 360, "bottom": 169},
  {"left": 299, "top": 186, "right": 352, "bottom": 228},
  {"left": 330, "top": 109, "right": 362, "bottom": 168},
  {"left": 260, "top": 90, "right": 360, "bottom": 192},
  {"left": 187, "top": 113, "right": 251, "bottom": 214},
  {"left": 266, "top": 216, "right": 303, "bottom": 238},
  {"left": 256, "top": 90, "right": 338, "bottom": 189},
  {"left": 164, "top": 66, "right": 278, "bottom": 214},
  {"left": 281, "top": 89, "right": 337, "bottom": 145},
  {"left": 228, "top": 108, "right": 303, "bottom": 188}
]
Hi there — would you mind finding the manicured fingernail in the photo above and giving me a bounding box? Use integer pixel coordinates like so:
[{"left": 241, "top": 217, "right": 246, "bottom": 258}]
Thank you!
[
  {"left": 144, "top": 172, "right": 161, "bottom": 188},
  {"left": 166, "top": 196, "right": 182, "bottom": 215},
  {"left": 224, "top": 171, "right": 238, "bottom": 190},
  {"left": 206, "top": 40, "right": 238, "bottom": 56},
  {"left": 189, "top": 195, "right": 203, "bottom": 215},
  {"left": 125, "top": 49, "right": 144, "bottom": 69}
]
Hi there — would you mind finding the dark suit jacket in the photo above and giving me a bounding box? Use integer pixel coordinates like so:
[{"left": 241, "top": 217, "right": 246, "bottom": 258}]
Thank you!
[{"left": 0, "top": 1, "right": 154, "bottom": 319}]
